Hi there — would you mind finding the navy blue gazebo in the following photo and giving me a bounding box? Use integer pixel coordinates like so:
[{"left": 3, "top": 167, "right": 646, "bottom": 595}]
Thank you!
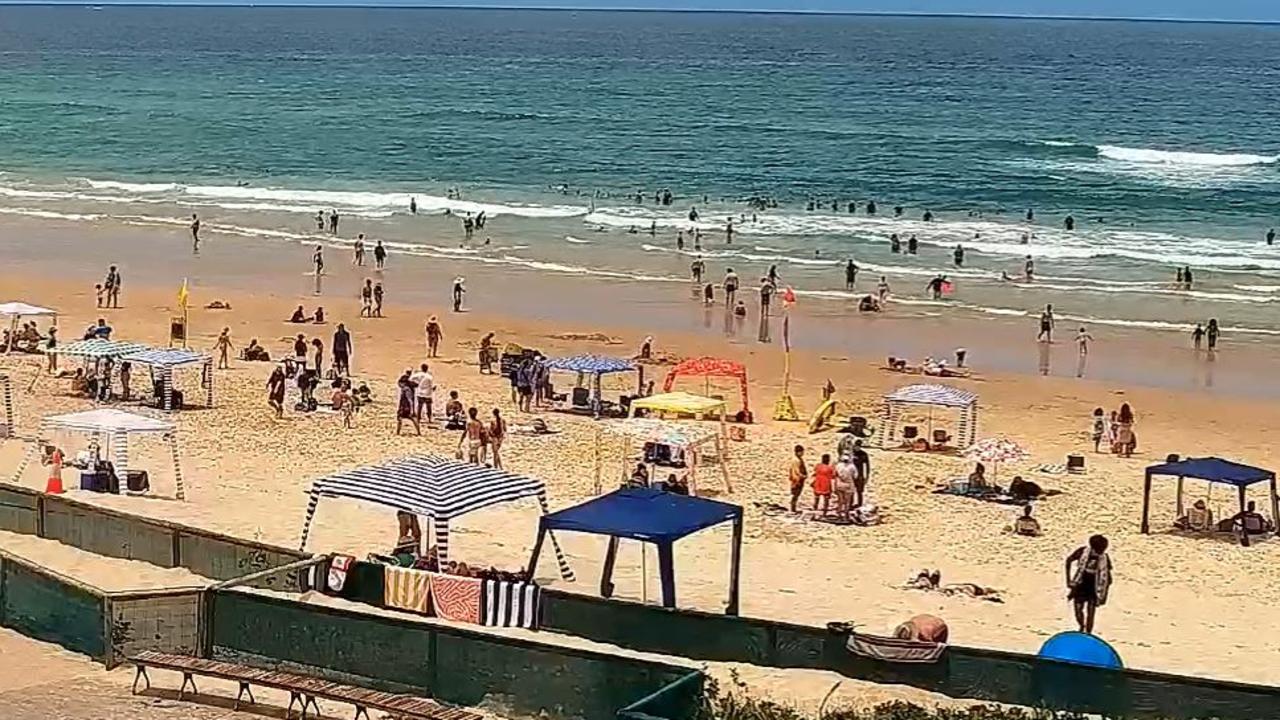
[
  {"left": 528, "top": 487, "right": 743, "bottom": 614},
  {"left": 1143, "top": 457, "right": 1279, "bottom": 545}
]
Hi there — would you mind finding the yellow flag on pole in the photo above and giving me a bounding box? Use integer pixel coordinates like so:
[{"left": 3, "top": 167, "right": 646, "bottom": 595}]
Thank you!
[{"left": 177, "top": 278, "right": 189, "bottom": 311}]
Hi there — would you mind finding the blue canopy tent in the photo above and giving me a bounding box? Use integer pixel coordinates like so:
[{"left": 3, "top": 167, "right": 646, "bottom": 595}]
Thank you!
[
  {"left": 541, "top": 354, "right": 639, "bottom": 417},
  {"left": 528, "top": 487, "right": 743, "bottom": 614},
  {"left": 1143, "top": 457, "right": 1279, "bottom": 546}
]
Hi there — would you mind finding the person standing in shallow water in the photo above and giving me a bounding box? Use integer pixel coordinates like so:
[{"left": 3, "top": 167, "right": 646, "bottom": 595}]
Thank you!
[{"left": 190, "top": 213, "right": 201, "bottom": 254}]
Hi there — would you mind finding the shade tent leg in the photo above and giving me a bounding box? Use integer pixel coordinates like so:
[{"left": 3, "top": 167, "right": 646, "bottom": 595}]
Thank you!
[
  {"left": 298, "top": 491, "right": 320, "bottom": 550},
  {"left": 162, "top": 368, "right": 173, "bottom": 411},
  {"left": 1272, "top": 476, "right": 1280, "bottom": 537},
  {"left": 525, "top": 527, "right": 547, "bottom": 577},
  {"left": 535, "top": 493, "right": 574, "bottom": 581},
  {"left": 434, "top": 517, "right": 450, "bottom": 564},
  {"left": 168, "top": 432, "right": 186, "bottom": 501},
  {"left": 1239, "top": 485, "right": 1250, "bottom": 547},
  {"left": 657, "top": 541, "right": 676, "bottom": 609},
  {"left": 204, "top": 359, "right": 214, "bottom": 407},
  {"left": 600, "top": 537, "right": 619, "bottom": 598},
  {"left": 10, "top": 440, "right": 38, "bottom": 484},
  {"left": 1, "top": 375, "right": 13, "bottom": 439},
  {"left": 1141, "top": 472, "right": 1152, "bottom": 534},
  {"left": 727, "top": 515, "right": 743, "bottom": 616},
  {"left": 1176, "top": 476, "right": 1185, "bottom": 519},
  {"left": 113, "top": 432, "right": 128, "bottom": 484}
]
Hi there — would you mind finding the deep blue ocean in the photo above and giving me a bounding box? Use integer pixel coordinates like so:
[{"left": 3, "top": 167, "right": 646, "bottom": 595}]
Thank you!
[{"left": 3, "top": 7, "right": 1280, "bottom": 335}]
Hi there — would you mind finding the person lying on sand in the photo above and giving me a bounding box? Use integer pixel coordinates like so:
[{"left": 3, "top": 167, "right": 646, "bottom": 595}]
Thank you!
[
  {"left": 205, "top": 300, "right": 232, "bottom": 310},
  {"left": 905, "top": 569, "right": 1004, "bottom": 602}
]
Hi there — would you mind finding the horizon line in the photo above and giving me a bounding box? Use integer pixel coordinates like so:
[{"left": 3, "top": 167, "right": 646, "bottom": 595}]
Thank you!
[{"left": 2, "top": 3, "right": 1279, "bottom": 27}]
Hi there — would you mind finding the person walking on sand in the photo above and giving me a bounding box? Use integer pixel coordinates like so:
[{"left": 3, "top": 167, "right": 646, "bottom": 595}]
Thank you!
[
  {"left": 360, "top": 279, "right": 373, "bottom": 318},
  {"left": 374, "top": 240, "right": 387, "bottom": 270},
  {"left": 1075, "top": 326, "right": 1093, "bottom": 377},
  {"left": 104, "top": 265, "right": 121, "bottom": 308},
  {"left": 1090, "top": 408, "right": 1106, "bottom": 453},
  {"left": 396, "top": 370, "right": 420, "bottom": 436},
  {"left": 788, "top": 444, "right": 807, "bottom": 513},
  {"left": 460, "top": 407, "right": 485, "bottom": 463},
  {"left": 213, "top": 328, "right": 233, "bottom": 369},
  {"left": 1207, "top": 318, "right": 1221, "bottom": 351},
  {"left": 1037, "top": 304, "right": 1055, "bottom": 342},
  {"left": 489, "top": 408, "right": 507, "bottom": 470},
  {"left": 425, "top": 316, "right": 443, "bottom": 357},
  {"left": 373, "top": 282, "right": 384, "bottom": 317},
  {"left": 190, "top": 213, "right": 201, "bottom": 254},
  {"left": 1065, "top": 534, "right": 1113, "bottom": 635},
  {"left": 1192, "top": 323, "right": 1205, "bottom": 350},
  {"left": 354, "top": 234, "right": 366, "bottom": 266},
  {"left": 410, "top": 363, "right": 434, "bottom": 423},
  {"left": 267, "top": 364, "right": 286, "bottom": 419},
  {"left": 312, "top": 245, "right": 324, "bottom": 276},
  {"left": 452, "top": 277, "right": 466, "bottom": 312},
  {"left": 690, "top": 255, "right": 705, "bottom": 283},
  {"left": 332, "top": 323, "right": 352, "bottom": 375}
]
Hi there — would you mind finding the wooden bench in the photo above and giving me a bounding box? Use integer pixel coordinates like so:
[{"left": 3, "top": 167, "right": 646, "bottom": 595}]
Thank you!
[{"left": 130, "top": 651, "right": 479, "bottom": 720}]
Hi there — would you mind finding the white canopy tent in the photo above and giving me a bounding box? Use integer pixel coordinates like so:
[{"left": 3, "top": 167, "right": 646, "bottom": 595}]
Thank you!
[
  {"left": 877, "top": 383, "right": 979, "bottom": 451},
  {"left": 10, "top": 409, "right": 186, "bottom": 500},
  {"left": 120, "top": 348, "right": 214, "bottom": 410},
  {"left": 594, "top": 418, "right": 733, "bottom": 496},
  {"left": 0, "top": 301, "right": 57, "bottom": 355}
]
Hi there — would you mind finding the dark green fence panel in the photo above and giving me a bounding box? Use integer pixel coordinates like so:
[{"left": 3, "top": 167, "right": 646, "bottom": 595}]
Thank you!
[
  {"left": 0, "top": 485, "right": 39, "bottom": 535},
  {"left": 178, "top": 531, "right": 308, "bottom": 589},
  {"left": 41, "top": 497, "right": 175, "bottom": 567},
  {"left": 617, "top": 671, "right": 705, "bottom": 720},
  {"left": 0, "top": 558, "right": 105, "bottom": 659},
  {"left": 210, "top": 590, "right": 434, "bottom": 693},
  {"left": 540, "top": 590, "right": 771, "bottom": 664}
]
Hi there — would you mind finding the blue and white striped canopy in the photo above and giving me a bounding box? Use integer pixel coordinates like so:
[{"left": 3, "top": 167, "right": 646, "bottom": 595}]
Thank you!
[
  {"left": 49, "top": 339, "right": 151, "bottom": 358},
  {"left": 542, "top": 354, "right": 635, "bottom": 374},
  {"left": 886, "top": 383, "right": 978, "bottom": 408},
  {"left": 120, "top": 348, "right": 210, "bottom": 367},
  {"left": 308, "top": 454, "right": 546, "bottom": 522}
]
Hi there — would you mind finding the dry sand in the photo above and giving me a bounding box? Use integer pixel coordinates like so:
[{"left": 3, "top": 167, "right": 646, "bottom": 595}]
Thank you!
[
  {"left": 0, "top": 530, "right": 208, "bottom": 593},
  {"left": 0, "top": 269, "right": 1278, "bottom": 697}
]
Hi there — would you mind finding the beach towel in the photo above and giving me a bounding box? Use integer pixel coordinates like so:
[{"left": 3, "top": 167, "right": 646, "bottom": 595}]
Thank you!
[
  {"left": 328, "top": 554, "right": 354, "bottom": 593},
  {"left": 482, "top": 579, "right": 542, "bottom": 629},
  {"left": 384, "top": 566, "right": 431, "bottom": 614},
  {"left": 846, "top": 632, "right": 946, "bottom": 664},
  {"left": 429, "top": 573, "right": 483, "bottom": 623}
]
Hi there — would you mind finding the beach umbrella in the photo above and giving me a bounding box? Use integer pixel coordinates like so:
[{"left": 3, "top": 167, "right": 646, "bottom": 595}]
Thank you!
[{"left": 964, "top": 437, "right": 1029, "bottom": 477}]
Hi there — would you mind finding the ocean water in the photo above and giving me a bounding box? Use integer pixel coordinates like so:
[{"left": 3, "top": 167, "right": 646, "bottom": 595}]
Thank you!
[{"left": 2, "top": 7, "right": 1280, "bottom": 337}]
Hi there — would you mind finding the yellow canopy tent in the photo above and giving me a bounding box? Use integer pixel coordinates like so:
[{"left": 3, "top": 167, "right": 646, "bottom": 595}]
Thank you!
[{"left": 629, "top": 391, "right": 729, "bottom": 461}]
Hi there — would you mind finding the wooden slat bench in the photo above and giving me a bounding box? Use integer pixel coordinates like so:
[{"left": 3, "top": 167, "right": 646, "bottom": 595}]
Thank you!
[{"left": 130, "top": 651, "right": 479, "bottom": 720}]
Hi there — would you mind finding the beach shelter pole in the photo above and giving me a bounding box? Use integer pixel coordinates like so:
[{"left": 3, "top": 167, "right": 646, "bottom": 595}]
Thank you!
[
  {"left": 1271, "top": 475, "right": 1280, "bottom": 537},
  {"left": 1, "top": 374, "right": 13, "bottom": 439},
  {"left": 168, "top": 432, "right": 186, "bottom": 501},
  {"left": 600, "top": 537, "right": 620, "bottom": 598},
  {"left": 1176, "top": 476, "right": 1185, "bottom": 518},
  {"left": 593, "top": 425, "right": 603, "bottom": 494},
  {"left": 112, "top": 431, "right": 128, "bottom": 480},
  {"left": 657, "top": 541, "right": 676, "bottom": 608},
  {"left": 727, "top": 513, "right": 743, "bottom": 616},
  {"left": 1141, "top": 468, "right": 1153, "bottom": 534}
]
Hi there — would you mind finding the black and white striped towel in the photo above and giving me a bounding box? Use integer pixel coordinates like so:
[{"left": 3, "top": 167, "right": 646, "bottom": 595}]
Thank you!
[{"left": 481, "top": 579, "right": 541, "bottom": 629}]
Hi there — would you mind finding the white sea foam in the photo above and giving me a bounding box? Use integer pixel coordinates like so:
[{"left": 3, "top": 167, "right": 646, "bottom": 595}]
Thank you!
[
  {"left": 565, "top": 235, "right": 591, "bottom": 244},
  {"left": 1097, "top": 145, "right": 1279, "bottom": 167},
  {"left": 0, "top": 207, "right": 103, "bottom": 221},
  {"left": 84, "top": 179, "right": 180, "bottom": 193},
  {"left": 183, "top": 185, "right": 588, "bottom": 219}
]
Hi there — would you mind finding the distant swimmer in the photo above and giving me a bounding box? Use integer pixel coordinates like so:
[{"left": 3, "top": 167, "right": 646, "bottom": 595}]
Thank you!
[
  {"left": 907, "top": 234, "right": 918, "bottom": 255},
  {"left": 1176, "top": 267, "right": 1184, "bottom": 287},
  {"left": 316, "top": 211, "right": 325, "bottom": 232},
  {"left": 1024, "top": 255, "right": 1035, "bottom": 281},
  {"left": 1020, "top": 232, "right": 1030, "bottom": 244},
  {"left": 328, "top": 209, "right": 340, "bottom": 235},
  {"left": 688, "top": 207, "right": 699, "bottom": 222},
  {"left": 649, "top": 221, "right": 657, "bottom": 236},
  {"left": 1183, "top": 265, "right": 1194, "bottom": 290},
  {"left": 866, "top": 200, "right": 877, "bottom": 216},
  {"left": 922, "top": 210, "right": 933, "bottom": 222},
  {"left": 677, "top": 231, "right": 685, "bottom": 250},
  {"left": 831, "top": 200, "right": 839, "bottom": 212},
  {"left": 1064, "top": 214, "right": 1075, "bottom": 231},
  {"left": 890, "top": 233, "right": 901, "bottom": 254},
  {"left": 313, "top": 245, "right": 324, "bottom": 276},
  {"left": 1026, "top": 209, "right": 1034, "bottom": 222},
  {"left": 691, "top": 255, "right": 705, "bottom": 283},
  {"left": 374, "top": 240, "right": 387, "bottom": 270},
  {"left": 1037, "top": 304, "right": 1055, "bottom": 342},
  {"left": 1268, "top": 228, "right": 1275, "bottom": 246},
  {"left": 190, "top": 213, "right": 201, "bottom": 254},
  {"left": 953, "top": 245, "right": 964, "bottom": 267},
  {"left": 354, "top": 234, "right": 365, "bottom": 266},
  {"left": 894, "top": 206, "right": 904, "bottom": 217},
  {"left": 845, "top": 260, "right": 858, "bottom": 290},
  {"left": 726, "top": 218, "right": 734, "bottom": 244},
  {"left": 627, "top": 225, "right": 638, "bottom": 235},
  {"left": 847, "top": 201, "right": 856, "bottom": 214}
]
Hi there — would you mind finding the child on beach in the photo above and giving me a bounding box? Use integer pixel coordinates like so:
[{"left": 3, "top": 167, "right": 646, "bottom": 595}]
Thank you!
[
  {"left": 1090, "top": 408, "right": 1105, "bottom": 452},
  {"left": 812, "top": 453, "right": 834, "bottom": 515},
  {"left": 94, "top": 284, "right": 104, "bottom": 308},
  {"left": 426, "top": 317, "right": 443, "bottom": 357},
  {"left": 788, "top": 445, "right": 807, "bottom": 513}
]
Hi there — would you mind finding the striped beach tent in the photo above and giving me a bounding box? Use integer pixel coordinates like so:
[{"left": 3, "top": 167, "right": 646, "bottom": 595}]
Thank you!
[
  {"left": 120, "top": 347, "right": 214, "bottom": 410},
  {"left": 48, "top": 338, "right": 151, "bottom": 358},
  {"left": 299, "top": 455, "right": 573, "bottom": 580},
  {"left": 541, "top": 354, "right": 636, "bottom": 374},
  {"left": 879, "top": 383, "right": 979, "bottom": 450}
]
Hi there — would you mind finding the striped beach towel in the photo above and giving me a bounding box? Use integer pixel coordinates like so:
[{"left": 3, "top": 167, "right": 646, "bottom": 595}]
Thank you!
[
  {"left": 384, "top": 566, "right": 431, "bottom": 614},
  {"left": 481, "top": 579, "right": 541, "bottom": 629},
  {"left": 428, "top": 573, "right": 483, "bottom": 623}
]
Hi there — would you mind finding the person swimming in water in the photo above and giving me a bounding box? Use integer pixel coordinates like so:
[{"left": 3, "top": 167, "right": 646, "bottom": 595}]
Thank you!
[
  {"left": 907, "top": 235, "right": 918, "bottom": 255},
  {"left": 1268, "top": 228, "right": 1276, "bottom": 246},
  {"left": 1026, "top": 208, "right": 1034, "bottom": 222},
  {"left": 866, "top": 200, "right": 877, "bottom": 215},
  {"left": 845, "top": 260, "right": 858, "bottom": 290},
  {"left": 1024, "top": 255, "right": 1035, "bottom": 281},
  {"left": 922, "top": 209, "right": 933, "bottom": 222},
  {"left": 725, "top": 218, "right": 734, "bottom": 244},
  {"left": 890, "top": 233, "right": 901, "bottom": 254},
  {"left": 1064, "top": 214, "right": 1075, "bottom": 231},
  {"left": 409, "top": 196, "right": 417, "bottom": 214},
  {"left": 953, "top": 245, "right": 964, "bottom": 267}
]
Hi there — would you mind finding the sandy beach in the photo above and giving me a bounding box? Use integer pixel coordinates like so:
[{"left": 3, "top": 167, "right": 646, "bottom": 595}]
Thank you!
[{"left": 2, "top": 211, "right": 1280, "bottom": 705}]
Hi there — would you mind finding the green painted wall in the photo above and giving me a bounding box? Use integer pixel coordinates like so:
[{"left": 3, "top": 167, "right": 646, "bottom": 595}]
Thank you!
[{"left": 0, "top": 557, "right": 105, "bottom": 659}]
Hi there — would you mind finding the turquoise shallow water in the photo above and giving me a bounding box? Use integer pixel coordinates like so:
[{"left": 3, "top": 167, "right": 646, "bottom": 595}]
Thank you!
[{"left": 2, "top": 7, "right": 1280, "bottom": 336}]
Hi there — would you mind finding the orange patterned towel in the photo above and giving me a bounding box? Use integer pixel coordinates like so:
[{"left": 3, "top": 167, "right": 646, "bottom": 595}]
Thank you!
[{"left": 428, "top": 573, "right": 483, "bottom": 623}]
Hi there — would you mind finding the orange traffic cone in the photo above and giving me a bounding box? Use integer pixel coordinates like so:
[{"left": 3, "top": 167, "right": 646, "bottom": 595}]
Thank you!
[{"left": 46, "top": 473, "right": 64, "bottom": 495}]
